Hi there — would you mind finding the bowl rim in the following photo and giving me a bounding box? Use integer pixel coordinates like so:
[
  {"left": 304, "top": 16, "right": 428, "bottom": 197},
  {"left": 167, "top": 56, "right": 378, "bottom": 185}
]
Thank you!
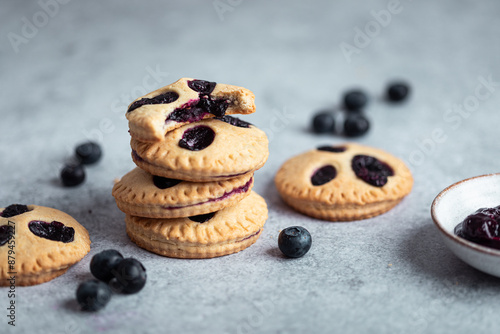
[{"left": 431, "top": 173, "right": 500, "bottom": 257}]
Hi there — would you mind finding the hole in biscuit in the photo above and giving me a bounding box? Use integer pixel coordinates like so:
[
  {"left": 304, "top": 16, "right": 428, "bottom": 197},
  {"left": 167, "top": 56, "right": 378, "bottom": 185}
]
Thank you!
[
  {"left": 178, "top": 126, "right": 215, "bottom": 151},
  {"left": 0, "top": 225, "right": 14, "bottom": 246},
  {"left": 152, "top": 176, "right": 182, "bottom": 189},
  {"left": 317, "top": 146, "right": 347, "bottom": 153},
  {"left": 188, "top": 212, "right": 216, "bottom": 223},
  {"left": 188, "top": 80, "right": 217, "bottom": 95},
  {"left": 311, "top": 165, "right": 337, "bottom": 186},
  {"left": 28, "top": 220, "right": 75, "bottom": 243},
  {"left": 127, "top": 91, "right": 179, "bottom": 112},
  {"left": 351, "top": 155, "right": 394, "bottom": 187},
  {"left": 218, "top": 115, "right": 251, "bottom": 128},
  {"left": 0, "top": 204, "right": 31, "bottom": 218}
]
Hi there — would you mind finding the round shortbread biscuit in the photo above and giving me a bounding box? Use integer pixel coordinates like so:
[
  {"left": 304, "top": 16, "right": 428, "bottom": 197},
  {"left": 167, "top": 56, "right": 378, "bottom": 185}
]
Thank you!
[
  {"left": 125, "top": 191, "right": 268, "bottom": 259},
  {"left": 0, "top": 205, "right": 90, "bottom": 286},
  {"left": 126, "top": 78, "right": 256, "bottom": 142},
  {"left": 131, "top": 117, "right": 269, "bottom": 182},
  {"left": 112, "top": 167, "right": 254, "bottom": 218},
  {"left": 275, "top": 143, "right": 413, "bottom": 221}
]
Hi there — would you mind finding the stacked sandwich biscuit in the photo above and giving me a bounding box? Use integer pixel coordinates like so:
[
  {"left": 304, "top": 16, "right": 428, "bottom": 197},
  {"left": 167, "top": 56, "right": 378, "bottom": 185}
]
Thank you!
[{"left": 112, "top": 78, "right": 269, "bottom": 259}]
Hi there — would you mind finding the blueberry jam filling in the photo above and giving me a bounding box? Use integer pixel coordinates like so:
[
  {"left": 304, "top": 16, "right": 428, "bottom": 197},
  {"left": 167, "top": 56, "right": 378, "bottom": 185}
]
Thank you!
[
  {"left": 167, "top": 106, "right": 207, "bottom": 123},
  {"left": 152, "top": 176, "right": 182, "bottom": 189},
  {"left": 28, "top": 220, "right": 75, "bottom": 243},
  {"left": 219, "top": 115, "right": 251, "bottom": 128},
  {"left": 132, "top": 150, "right": 145, "bottom": 162},
  {"left": 455, "top": 206, "right": 500, "bottom": 250},
  {"left": 188, "top": 80, "right": 216, "bottom": 95},
  {"left": 351, "top": 155, "right": 394, "bottom": 187},
  {"left": 189, "top": 212, "right": 216, "bottom": 223},
  {"left": 0, "top": 225, "right": 14, "bottom": 247},
  {"left": 317, "top": 146, "right": 347, "bottom": 153},
  {"left": 162, "top": 178, "right": 252, "bottom": 210},
  {"left": 166, "top": 98, "right": 230, "bottom": 123},
  {"left": 0, "top": 204, "right": 30, "bottom": 218},
  {"left": 197, "top": 97, "right": 229, "bottom": 117},
  {"left": 236, "top": 229, "right": 262, "bottom": 243},
  {"left": 311, "top": 165, "right": 337, "bottom": 186},
  {"left": 127, "top": 91, "right": 179, "bottom": 112},
  {"left": 178, "top": 126, "right": 215, "bottom": 151},
  {"left": 166, "top": 79, "right": 230, "bottom": 123}
]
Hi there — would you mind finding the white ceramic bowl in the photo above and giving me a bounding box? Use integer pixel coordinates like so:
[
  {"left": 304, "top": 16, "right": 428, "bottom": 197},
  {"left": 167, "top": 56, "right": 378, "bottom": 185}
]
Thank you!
[{"left": 431, "top": 173, "right": 500, "bottom": 277}]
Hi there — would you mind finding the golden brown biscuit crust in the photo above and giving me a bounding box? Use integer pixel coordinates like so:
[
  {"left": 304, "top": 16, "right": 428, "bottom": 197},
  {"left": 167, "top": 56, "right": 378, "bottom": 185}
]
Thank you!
[
  {"left": 275, "top": 143, "right": 413, "bottom": 221},
  {"left": 125, "top": 191, "right": 268, "bottom": 258},
  {"left": 131, "top": 119, "right": 269, "bottom": 182},
  {"left": 112, "top": 168, "right": 254, "bottom": 218},
  {"left": 126, "top": 77, "right": 256, "bottom": 142},
  {"left": 0, "top": 205, "right": 91, "bottom": 286}
]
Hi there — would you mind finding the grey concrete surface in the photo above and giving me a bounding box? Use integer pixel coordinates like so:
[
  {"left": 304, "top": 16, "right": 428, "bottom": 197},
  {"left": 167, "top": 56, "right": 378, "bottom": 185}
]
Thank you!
[{"left": 1, "top": 0, "right": 500, "bottom": 333}]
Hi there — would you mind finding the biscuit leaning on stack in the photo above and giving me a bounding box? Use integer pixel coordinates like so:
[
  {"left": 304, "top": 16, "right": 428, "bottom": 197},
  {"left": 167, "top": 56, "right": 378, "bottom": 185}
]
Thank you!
[{"left": 112, "top": 78, "right": 269, "bottom": 258}]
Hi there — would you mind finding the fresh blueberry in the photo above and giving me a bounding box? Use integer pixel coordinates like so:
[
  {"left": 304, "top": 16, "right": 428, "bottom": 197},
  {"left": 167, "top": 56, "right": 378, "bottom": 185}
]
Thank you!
[
  {"left": 76, "top": 142, "right": 102, "bottom": 165},
  {"left": 1, "top": 204, "right": 30, "bottom": 218},
  {"left": 278, "top": 226, "right": 312, "bottom": 258},
  {"left": 0, "top": 225, "right": 14, "bottom": 247},
  {"left": 90, "top": 249, "right": 124, "bottom": 283},
  {"left": 343, "top": 113, "right": 370, "bottom": 137},
  {"left": 311, "top": 165, "right": 337, "bottom": 186},
  {"left": 152, "top": 176, "right": 182, "bottom": 189},
  {"left": 109, "top": 258, "right": 147, "bottom": 294},
  {"left": 343, "top": 90, "right": 368, "bottom": 111},
  {"left": 76, "top": 280, "right": 112, "bottom": 312},
  {"left": 351, "top": 155, "right": 394, "bottom": 187},
  {"left": 387, "top": 82, "right": 410, "bottom": 102},
  {"left": 312, "top": 112, "right": 335, "bottom": 134},
  {"left": 189, "top": 212, "right": 216, "bottom": 223},
  {"left": 28, "top": 220, "right": 75, "bottom": 243},
  {"left": 178, "top": 126, "right": 215, "bottom": 151},
  {"left": 60, "top": 164, "right": 85, "bottom": 187}
]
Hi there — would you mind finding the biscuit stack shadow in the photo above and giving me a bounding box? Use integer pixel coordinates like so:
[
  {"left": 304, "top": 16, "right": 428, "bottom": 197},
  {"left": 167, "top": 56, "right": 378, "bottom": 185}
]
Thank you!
[{"left": 112, "top": 78, "right": 269, "bottom": 259}]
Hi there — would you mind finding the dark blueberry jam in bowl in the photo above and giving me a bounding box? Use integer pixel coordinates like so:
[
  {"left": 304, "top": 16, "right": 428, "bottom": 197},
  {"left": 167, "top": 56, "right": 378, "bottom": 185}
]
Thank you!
[
  {"left": 431, "top": 173, "right": 500, "bottom": 278},
  {"left": 454, "top": 206, "right": 500, "bottom": 250}
]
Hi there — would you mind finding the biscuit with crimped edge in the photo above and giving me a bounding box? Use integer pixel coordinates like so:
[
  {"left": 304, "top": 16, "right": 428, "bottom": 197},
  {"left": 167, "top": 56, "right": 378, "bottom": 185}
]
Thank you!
[
  {"left": 131, "top": 118, "right": 269, "bottom": 182},
  {"left": 0, "top": 205, "right": 90, "bottom": 286},
  {"left": 274, "top": 143, "right": 413, "bottom": 221},
  {"left": 112, "top": 167, "right": 254, "bottom": 218},
  {"left": 125, "top": 191, "right": 267, "bottom": 258}
]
